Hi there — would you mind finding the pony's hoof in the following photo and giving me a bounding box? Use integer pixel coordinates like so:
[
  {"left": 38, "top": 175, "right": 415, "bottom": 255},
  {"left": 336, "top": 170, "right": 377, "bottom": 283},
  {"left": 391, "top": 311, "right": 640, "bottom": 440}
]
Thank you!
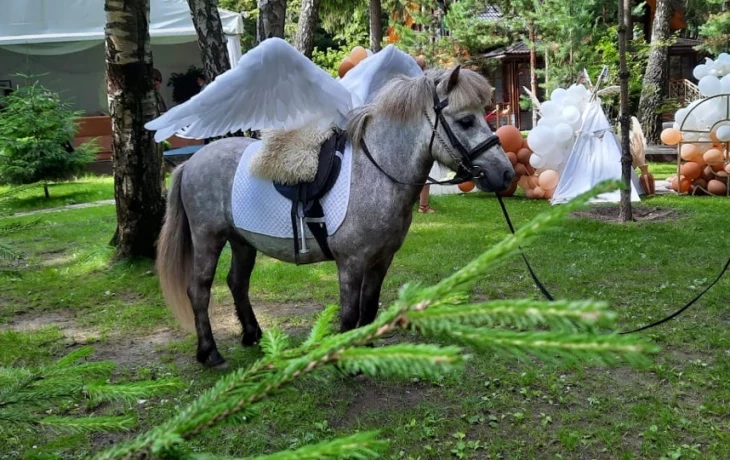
[
  {"left": 199, "top": 350, "right": 227, "bottom": 369},
  {"left": 242, "top": 327, "right": 263, "bottom": 347}
]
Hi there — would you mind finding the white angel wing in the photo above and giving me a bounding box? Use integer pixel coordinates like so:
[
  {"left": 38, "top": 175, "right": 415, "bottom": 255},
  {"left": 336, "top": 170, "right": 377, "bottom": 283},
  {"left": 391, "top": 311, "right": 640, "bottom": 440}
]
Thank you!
[
  {"left": 145, "top": 38, "right": 353, "bottom": 142},
  {"left": 340, "top": 45, "right": 423, "bottom": 108}
]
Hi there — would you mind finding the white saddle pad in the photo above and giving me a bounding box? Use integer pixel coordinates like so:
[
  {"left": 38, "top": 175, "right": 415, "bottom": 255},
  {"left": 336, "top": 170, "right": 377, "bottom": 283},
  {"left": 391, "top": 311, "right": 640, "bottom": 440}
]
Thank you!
[{"left": 231, "top": 140, "right": 352, "bottom": 238}]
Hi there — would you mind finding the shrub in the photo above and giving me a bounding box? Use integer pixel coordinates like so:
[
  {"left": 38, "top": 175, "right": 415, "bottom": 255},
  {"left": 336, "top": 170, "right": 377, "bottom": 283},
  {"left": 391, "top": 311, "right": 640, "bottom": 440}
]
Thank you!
[{"left": 0, "top": 78, "right": 97, "bottom": 198}]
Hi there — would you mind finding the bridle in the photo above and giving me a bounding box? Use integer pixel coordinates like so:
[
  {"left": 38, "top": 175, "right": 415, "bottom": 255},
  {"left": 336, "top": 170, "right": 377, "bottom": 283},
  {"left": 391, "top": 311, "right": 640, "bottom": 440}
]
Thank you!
[{"left": 359, "top": 83, "right": 502, "bottom": 187}]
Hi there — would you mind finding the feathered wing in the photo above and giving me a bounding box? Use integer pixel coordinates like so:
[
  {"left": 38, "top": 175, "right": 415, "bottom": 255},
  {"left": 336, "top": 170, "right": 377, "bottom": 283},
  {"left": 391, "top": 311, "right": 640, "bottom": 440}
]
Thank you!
[
  {"left": 145, "top": 38, "right": 353, "bottom": 142},
  {"left": 630, "top": 116, "right": 647, "bottom": 168},
  {"left": 522, "top": 86, "right": 542, "bottom": 113}
]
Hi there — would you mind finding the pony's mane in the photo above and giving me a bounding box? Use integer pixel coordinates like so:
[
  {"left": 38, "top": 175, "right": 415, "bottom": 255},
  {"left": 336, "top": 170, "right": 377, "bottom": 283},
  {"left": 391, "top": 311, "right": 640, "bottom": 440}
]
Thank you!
[{"left": 347, "top": 68, "right": 494, "bottom": 146}]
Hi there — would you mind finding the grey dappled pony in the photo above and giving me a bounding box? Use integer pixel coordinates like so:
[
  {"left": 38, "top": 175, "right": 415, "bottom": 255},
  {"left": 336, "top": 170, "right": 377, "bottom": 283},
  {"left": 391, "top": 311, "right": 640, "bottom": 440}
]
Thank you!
[{"left": 156, "top": 66, "right": 514, "bottom": 368}]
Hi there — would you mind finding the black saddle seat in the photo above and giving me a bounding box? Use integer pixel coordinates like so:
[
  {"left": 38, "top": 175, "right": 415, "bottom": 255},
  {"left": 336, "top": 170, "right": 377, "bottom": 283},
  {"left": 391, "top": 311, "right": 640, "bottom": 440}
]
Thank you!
[{"left": 273, "top": 129, "right": 347, "bottom": 263}]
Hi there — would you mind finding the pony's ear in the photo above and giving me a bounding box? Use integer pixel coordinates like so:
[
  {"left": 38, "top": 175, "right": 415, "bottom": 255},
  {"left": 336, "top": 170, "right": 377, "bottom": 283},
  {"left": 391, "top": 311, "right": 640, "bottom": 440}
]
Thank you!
[{"left": 446, "top": 65, "right": 461, "bottom": 93}]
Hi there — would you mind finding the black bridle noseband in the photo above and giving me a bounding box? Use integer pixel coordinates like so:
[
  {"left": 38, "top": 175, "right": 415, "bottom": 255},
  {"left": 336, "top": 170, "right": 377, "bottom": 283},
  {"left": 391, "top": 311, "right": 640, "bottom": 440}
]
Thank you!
[{"left": 359, "top": 85, "right": 502, "bottom": 187}]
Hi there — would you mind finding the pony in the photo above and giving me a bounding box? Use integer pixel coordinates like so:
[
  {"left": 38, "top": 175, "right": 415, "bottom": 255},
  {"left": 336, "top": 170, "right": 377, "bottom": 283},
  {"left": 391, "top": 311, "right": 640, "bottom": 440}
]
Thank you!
[{"left": 149, "top": 40, "right": 514, "bottom": 368}]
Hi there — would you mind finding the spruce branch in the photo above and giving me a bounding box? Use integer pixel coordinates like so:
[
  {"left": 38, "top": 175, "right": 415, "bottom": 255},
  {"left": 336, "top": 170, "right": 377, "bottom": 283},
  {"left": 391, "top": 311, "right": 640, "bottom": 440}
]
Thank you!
[
  {"left": 84, "top": 379, "right": 185, "bottom": 404},
  {"left": 249, "top": 431, "right": 387, "bottom": 459},
  {"left": 96, "top": 181, "right": 658, "bottom": 460},
  {"left": 260, "top": 328, "right": 290, "bottom": 359},
  {"left": 40, "top": 415, "right": 137, "bottom": 434}
]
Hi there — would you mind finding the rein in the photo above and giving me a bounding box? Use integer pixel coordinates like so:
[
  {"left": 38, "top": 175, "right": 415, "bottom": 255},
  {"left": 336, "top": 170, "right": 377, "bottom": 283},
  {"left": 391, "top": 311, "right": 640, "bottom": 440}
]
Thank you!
[
  {"left": 496, "top": 194, "right": 730, "bottom": 335},
  {"left": 360, "top": 83, "right": 728, "bottom": 335}
]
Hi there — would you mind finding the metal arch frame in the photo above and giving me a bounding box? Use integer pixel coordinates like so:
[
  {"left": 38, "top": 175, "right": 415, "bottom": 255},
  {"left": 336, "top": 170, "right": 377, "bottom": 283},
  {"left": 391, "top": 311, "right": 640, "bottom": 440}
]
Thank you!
[{"left": 676, "top": 94, "right": 730, "bottom": 196}]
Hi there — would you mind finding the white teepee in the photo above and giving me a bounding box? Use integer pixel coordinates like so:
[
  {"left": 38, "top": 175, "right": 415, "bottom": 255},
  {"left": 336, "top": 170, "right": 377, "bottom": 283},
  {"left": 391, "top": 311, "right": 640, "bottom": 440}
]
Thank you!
[{"left": 551, "top": 101, "right": 642, "bottom": 204}]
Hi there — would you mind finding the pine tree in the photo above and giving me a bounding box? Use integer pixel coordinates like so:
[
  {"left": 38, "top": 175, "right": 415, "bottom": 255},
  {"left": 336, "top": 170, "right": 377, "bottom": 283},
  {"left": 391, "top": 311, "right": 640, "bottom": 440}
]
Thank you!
[{"left": 96, "top": 181, "right": 658, "bottom": 460}]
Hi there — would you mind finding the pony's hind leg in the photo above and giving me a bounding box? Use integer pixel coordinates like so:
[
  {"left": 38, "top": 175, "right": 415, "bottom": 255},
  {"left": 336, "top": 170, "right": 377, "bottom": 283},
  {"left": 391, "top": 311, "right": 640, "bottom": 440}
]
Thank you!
[
  {"left": 228, "top": 241, "right": 262, "bottom": 346},
  {"left": 188, "top": 234, "right": 227, "bottom": 368},
  {"left": 336, "top": 258, "right": 365, "bottom": 332}
]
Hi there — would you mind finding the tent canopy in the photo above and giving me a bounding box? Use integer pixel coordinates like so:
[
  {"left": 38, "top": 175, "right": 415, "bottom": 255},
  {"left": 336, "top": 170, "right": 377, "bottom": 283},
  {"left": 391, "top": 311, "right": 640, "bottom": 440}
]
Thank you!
[
  {"left": 0, "top": 0, "right": 244, "bottom": 114},
  {"left": 0, "top": 0, "right": 243, "bottom": 48}
]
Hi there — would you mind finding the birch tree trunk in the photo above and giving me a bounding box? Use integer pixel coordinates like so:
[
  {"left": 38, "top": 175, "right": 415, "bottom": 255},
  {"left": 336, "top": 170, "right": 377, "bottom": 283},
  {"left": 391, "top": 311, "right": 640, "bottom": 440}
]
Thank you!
[
  {"left": 294, "top": 0, "right": 321, "bottom": 58},
  {"left": 257, "top": 0, "right": 287, "bottom": 42},
  {"left": 369, "top": 0, "right": 383, "bottom": 52},
  {"left": 638, "top": 0, "right": 672, "bottom": 144},
  {"left": 618, "top": 0, "right": 633, "bottom": 221},
  {"left": 105, "top": 0, "right": 165, "bottom": 259},
  {"left": 529, "top": 21, "right": 538, "bottom": 127},
  {"left": 186, "top": 0, "right": 231, "bottom": 83}
]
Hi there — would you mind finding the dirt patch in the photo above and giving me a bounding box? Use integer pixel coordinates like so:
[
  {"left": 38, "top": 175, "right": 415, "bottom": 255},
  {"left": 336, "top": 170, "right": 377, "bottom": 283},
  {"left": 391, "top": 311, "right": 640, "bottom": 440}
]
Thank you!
[
  {"left": 571, "top": 205, "right": 680, "bottom": 223},
  {"left": 1, "top": 309, "right": 98, "bottom": 343},
  {"left": 343, "top": 381, "right": 433, "bottom": 423}
]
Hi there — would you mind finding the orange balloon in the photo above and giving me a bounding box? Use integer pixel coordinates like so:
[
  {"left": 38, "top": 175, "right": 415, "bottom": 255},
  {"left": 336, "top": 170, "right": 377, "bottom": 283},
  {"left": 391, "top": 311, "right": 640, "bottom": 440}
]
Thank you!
[
  {"left": 661, "top": 128, "right": 682, "bottom": 146},
  {"left": 350, "top": 46, "right": 368, "bottom": 64},
  {"left": 525, "top": 164, "right": 536, "bottom": 176},
  {"left": 711, "top": 131, "right": 720, "bottom": 143},
  {"left": 458, "top": 181, "right": 475, "bottom": 192},
  {"left": 496, "top": 126, "right": 524, "bottom": 154},
  {"left": 694, "top": 178, "right": 708, "bottom": 191},
  {"left": 680, "top": 162, "right": 702, "bottom": 181},
  {"left": 524, "top": 188, "right": 536, "bottom": 199},
  {"left": 707, "top": 179, "right": 727, "bottom": 196},
  {"left": 704, "top": 148, "right": 725, "bottom": 165},
  {"left": 506, "top": 151, "right": 518, "bottom": 166},
  {"left": 671, "top": 175, "right": 692, "bottom": 193},
  {"left": 522, "top": 138, "right": 530, "bottom": 151},
  {"left": 517, "top": 148, "right": 532, "bottom": 165},
  {"left": 725, "top": 163, "right": 730, "bottom": 174},
  {"left": 514, "top": 163, "right": 528, "bottom": 176},
  {"left": 338, "top": 58, "right": 356, "bottom": 78},
  {"left": 517, "top": 175, "right": 533, "bottom": 190},
  {"left": 544, "top": 187, "right": 554, "bottom": 199},
  {"left": 680, "top": 144, "right": 700, "bottom": 161},
  {"left": 712, "top": 162, "right": 726, "bottom": 172},
  {"left": 533, "top": 186, "right": 546, "bottom": 198},
  {"left": 702, "top": 166, "right": 715, "bottom": 182},
  {"left": 538, "top": 170, "right": 560, "bottom": 190}
]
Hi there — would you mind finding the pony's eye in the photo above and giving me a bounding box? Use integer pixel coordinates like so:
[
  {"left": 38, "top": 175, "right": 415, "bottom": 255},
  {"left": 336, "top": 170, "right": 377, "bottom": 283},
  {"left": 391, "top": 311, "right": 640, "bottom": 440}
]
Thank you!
[{"left": 457, "top": 115, "right": 476, "bottom": 129}]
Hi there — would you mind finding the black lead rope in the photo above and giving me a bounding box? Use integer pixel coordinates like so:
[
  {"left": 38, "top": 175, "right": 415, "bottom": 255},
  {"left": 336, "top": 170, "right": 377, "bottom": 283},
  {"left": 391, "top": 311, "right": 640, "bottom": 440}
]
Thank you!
[
  {"left": 496, "top": 195, "right": 554, "bottom": 301},
  {"left": 496, "top": 194, "right": 730, "bottom": 334}
]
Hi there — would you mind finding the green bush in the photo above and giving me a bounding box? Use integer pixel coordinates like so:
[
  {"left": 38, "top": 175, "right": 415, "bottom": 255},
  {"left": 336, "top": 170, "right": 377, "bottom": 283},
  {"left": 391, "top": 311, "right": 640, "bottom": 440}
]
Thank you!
[{"left": 0, "top": 78, "right": 97, "bottom": 197}]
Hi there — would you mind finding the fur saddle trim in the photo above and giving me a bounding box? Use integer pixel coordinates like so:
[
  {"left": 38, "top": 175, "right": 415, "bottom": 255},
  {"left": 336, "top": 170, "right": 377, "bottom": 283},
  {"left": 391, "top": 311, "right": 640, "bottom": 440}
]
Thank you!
[{"left": 250, "top": 123, "right": 336, "bottom": 185}]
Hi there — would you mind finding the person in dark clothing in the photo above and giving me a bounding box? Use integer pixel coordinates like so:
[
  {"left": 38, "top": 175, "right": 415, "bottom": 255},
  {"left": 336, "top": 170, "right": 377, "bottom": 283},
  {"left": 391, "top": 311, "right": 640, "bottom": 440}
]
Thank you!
[{"left": 153, "top": 68, "right": 167, "bottom": 115}]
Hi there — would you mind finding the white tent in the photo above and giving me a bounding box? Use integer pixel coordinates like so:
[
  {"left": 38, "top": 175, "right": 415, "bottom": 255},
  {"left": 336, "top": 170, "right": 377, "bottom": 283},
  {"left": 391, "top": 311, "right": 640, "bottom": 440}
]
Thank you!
[
  {"left": 551, "top": 101, "right": 642, "bottom": 204},
  {"left": 0, "top": 0, "right": 244, "bottom": 114}
]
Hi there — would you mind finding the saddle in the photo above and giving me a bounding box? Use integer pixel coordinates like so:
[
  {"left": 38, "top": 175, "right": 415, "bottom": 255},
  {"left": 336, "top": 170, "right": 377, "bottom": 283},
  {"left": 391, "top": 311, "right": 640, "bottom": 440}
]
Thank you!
[{"left": 273, "top": 129, "right": 347, "bottom": 263}]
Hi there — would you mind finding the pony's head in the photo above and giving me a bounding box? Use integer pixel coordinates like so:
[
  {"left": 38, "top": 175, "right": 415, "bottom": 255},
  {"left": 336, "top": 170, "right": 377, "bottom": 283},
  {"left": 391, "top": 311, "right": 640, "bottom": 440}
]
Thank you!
[{"left": 349, "top": 66, "right": 514, "bottom": 192}]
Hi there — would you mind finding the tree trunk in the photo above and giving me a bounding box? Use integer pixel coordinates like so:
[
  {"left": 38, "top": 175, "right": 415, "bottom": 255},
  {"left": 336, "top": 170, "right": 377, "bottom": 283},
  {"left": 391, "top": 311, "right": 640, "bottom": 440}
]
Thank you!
[
  {"left": 369, "top": 0, "right": 383, "bottom": 52},
  {"left": 105, "top": 0, "right": 165, "bottom": 259},
  {"left": 294, "top": 0, "right": 321, "bottom": 58},
  {"left": 529, "top": 21, "right": 538, "bottom": 127},
  {"left": 186, "top": 0, "right": 231, "bottom": 83},
  {"left": 257, "top": 0, "right": 287, "bottom": 42},
  {"left": 43, "top": 184, "right": 50, "bottom": 199},
  {"left": 638, "top": 0, "right": 672, "bottom": 144},
  {"left": 618, "top": 0, "right": 633, "bottom": 222}
]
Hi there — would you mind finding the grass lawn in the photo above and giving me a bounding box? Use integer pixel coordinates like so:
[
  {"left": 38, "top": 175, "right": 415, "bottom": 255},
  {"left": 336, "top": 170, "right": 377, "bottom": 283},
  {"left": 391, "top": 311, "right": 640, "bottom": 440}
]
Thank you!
[
  {"left": 0, "top": 176, "right": 114, "bottom": 215},
  {"left": 648, "top": 161, "right": 678, "bottom": 180},
  {"left": 1, "top": 187, "right": 729, "bottom": 459}
]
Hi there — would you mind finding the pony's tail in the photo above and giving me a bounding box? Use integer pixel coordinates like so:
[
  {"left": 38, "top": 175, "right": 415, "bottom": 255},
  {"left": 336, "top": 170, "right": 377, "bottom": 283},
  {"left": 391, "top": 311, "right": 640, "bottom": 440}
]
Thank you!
[{"left": 156, "top": 164, "right": 196, "bottom": 332}]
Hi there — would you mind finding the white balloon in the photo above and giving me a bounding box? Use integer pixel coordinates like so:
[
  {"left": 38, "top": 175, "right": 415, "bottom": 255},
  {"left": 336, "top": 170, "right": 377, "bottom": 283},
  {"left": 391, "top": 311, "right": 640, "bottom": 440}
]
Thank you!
[
  {"left": 540, "top": 100, "right": 561, "bottom": 119},
  {"left": 683, "top": 131, "right": 700, "bottom": 142},
  {"left": 562, "top": 106, "right": 581, "bottom": 124},
  {"left": 529, "top": 153, "right": 546, "bottom": 169},
  {"left": 550, "top": 88, "right": 568, "bottom": 103},
  {"left": 673, "top": 122, "right": 680, "bottom": 130},
  {"left": 716, "top": 125, "right": 730, "bottom": 142},
  {"left": 554, "top": 122, "right": 574, "bottom": 142},
  {"left": 527, "top": 126, "right": 556, "bottom": 154},
  {"left": 699, "top": 75, "right": 722, "bottom": 97},
  {"left": 721, "top": 75, "right": 730, "bottom": 94},
  {"left": 537, "top": 117, "right": 554, "bottom": 127},
  {"left": 675, "top": 108, "right": 688, "bottom": 124},
  {"left": 693, "top": 64, "right": 709, "bottom": 80}
]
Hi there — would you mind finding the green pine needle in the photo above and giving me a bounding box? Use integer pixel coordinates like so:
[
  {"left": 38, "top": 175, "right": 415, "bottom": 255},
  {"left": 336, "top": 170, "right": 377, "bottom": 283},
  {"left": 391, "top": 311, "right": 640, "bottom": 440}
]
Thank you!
[
  {"left": 84, "top": 378, "right": 184, "bottom": 404},
  {"left": 40, "top": 415, "right": 136, "bottom": 433},
  {"left": 260, "top": 328, "right": 290, "bottom": 358},
  {"left": 438, "top": 326, "right": 658, "bottom": 368},
  {"left": 249, "top": 431, "right": 387, "bottom": 460},
  {"left": 303, "top": 304, "right": 340, "bottom": 347},
  {"left": 337, "top": 344, "right": 465, "bottom": 379},
  {"left": 408, "top": 299, "right": 616, "bottom": 333},
  {"left": 53, "top": 346, "right": 95, "bottom": 367}
]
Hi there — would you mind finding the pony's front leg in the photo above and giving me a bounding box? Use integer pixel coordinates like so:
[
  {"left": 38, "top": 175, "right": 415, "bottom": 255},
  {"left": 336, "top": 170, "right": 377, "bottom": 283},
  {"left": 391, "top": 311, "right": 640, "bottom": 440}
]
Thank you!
[
  {"left": 336, "top": 259, "right": 365, "bottom": 332},
  {"left": 188, "top": 238, "right": 227, "bottom": 369},
  {"left": 358, "top": 255, "right": 394, "bottom": 327}
]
